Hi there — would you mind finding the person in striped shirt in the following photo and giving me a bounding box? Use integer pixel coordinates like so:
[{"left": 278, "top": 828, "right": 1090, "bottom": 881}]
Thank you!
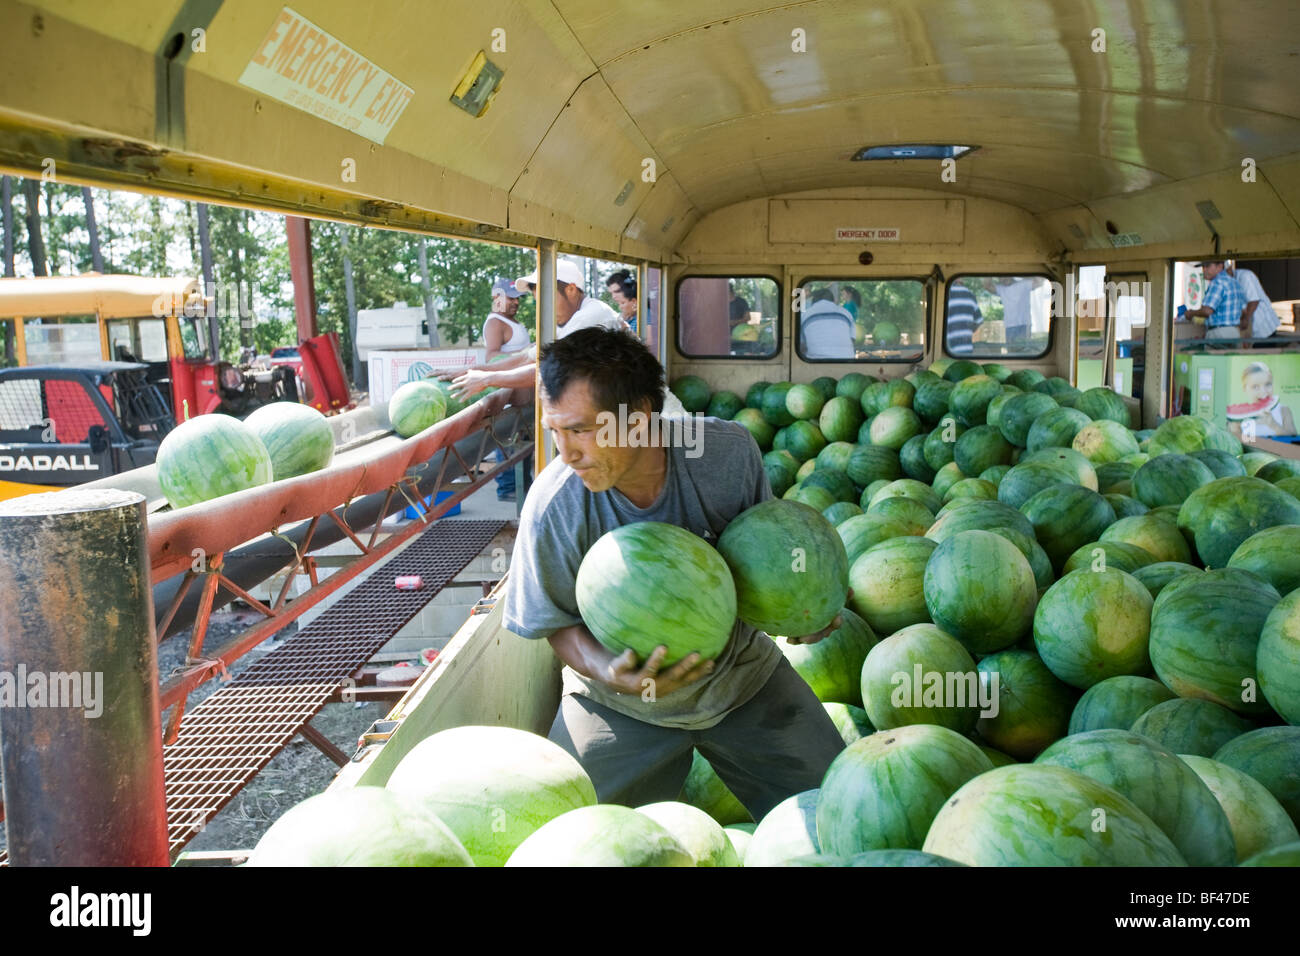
[
  {"left": 945, "top": 281, "right": 984, "bottom": 353},
  {"left": 1185, "top": 260, "right": 1248, "bottom": 340}
]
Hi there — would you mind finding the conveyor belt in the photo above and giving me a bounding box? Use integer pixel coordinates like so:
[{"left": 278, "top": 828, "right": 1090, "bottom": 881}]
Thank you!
[{"left": 160, "top": 518, "right": 507, "bottom": 858}]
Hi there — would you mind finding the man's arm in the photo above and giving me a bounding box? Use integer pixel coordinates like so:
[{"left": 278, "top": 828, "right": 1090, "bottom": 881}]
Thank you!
[
  {"left": 450, "top": 362, "right": 538, "bottom": 399},
  {"left": 1241, "top": 300, "right": 1258, "bottom": 333},
  {"left": 547, "top": 624, "right": 714, "bottom": 697},
  {"left": 437, "top": 346, "right": 537, "bottom": 381}
]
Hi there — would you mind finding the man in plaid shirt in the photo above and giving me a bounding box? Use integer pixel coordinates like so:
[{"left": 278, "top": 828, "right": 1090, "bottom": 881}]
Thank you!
[{"left": 1185, "top": 260, "right": 1248, "bottom": 341}]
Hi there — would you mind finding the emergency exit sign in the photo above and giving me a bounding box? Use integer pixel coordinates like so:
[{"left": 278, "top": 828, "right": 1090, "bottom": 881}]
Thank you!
[{"left": 836, "top": 228, "right": 901, "bottom": 241}]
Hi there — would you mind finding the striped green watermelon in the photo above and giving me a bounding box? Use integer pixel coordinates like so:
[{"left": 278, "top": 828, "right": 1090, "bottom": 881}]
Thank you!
[
  {"left": 1227, "top": 525, "right": 1300, "bottom": 597},
  {"left": 1148, "top": 415, "right": 1241, "bottom": 457},
  {"left": 1034, "top": 730, "right": 1236, "bottom": 867},
  {"left": 869, "top": 478, "right": 943, "bottom": 515},
  {"left": 1149, "top": 572, "right": 1280, "bottom": 715},
  {"left": 979, "top": 463, "right": 1012, "bottom": 486},
  {"left": 389, "top": 380, "right": 448, "bottom": 437},
  {"left": 873, "top": 379, "right": 916, "bottom": 413},
  {"left": 996, "top": 461, "right": 1078, "bottom": 510},
  {"left": 785, "top": 384, "right": 825, "bottom": 421},
  {"left": 1177, "top": 477, "right": 1300, "bottom": 570},
  {"left": 1178, "top": 756, "right": 1300, "bottom": 864},
  {"left": 802, "top": 468, "right": 856, "bottom": 503},
  {"left": 837, "top": 513, "right": 924, "bottom": 565},
  {"left": 866, "top": 495, "right": 935, "bottom": 529},
  {"left": 998, "top": 392, "right": 1058, "bottom": 447},
  {"left": 835, "top": 373, "right": 875, "bottom": 402},
  {"left": 949, "top": 374, "right": 1003, "bottom": 426},
  {"left": 733, "top": 407, "right": 776, "bottom": 450},
  {"left": 505, "top": 805, "right": 693, "bottom": 867},
  {"left": 1073, "top": 387, "right": 1131, "bottom": 425},
  {"left": 985, "top": 389, "right": 1021, "bottom": 432},
  {"left": 745, "top": 790, "right": 821, "bottom": 867},
  {"left": 899, "top": 434, "right": 936, "bottom": 483},
  {"left": 706, "top": 390, "right": 745, "bottom": 420},
  {"left": 576, "top": 522, "right": 736, "bottom": 665},
  {"left": 1241, "top": 451, "right": 1280, "bottom": 476},
  {"left": 1189, "top": 448, "right": 1248, "bottom": 479},
  {"left": 1214, "top": 727, "right": 1300, "bottom": 828},
  {"left": 818, "top": 397, "right": 863, "bottom": 443},
  {"left": 745, "top": 381, "right": 771, "bottom": 409},
  {"left": 1131, "top": 454, "right": 1216, "bottom": 508},
  {"left": 822, "top": 501, "right": 863, "bottom": 527},
  {"left": 1060, "top": 541, "right": 1155, "bottom": 575},
  {"left": 761, "top": 382, "right": 796, "bottom": 426},
  {"left": 636, "top": 801, "right": 740, "bottom": 867},
  {"left": 670, "top": 375, "right": 712, "bottom": 413},
  {"left": 846, "top": 445, "right": 902, "bottom": 487},
  {"left": 931, "top": 462, "right": 967, "bottom": 499},
  {"left": 774, "top": 607, "right": 878, "bottom": 706},
  {"left": 1130, "top": 561, "right": 1201, "bottom": 598},
  {"left": 860, "top": 624, "right": 981, "bottom": 733},
  {"left": 847, "top": 536, "right": 937, "bottom": 636},
  {"left": 424, "top": 376, "right": 469, "bottom": 417},
  {"left": 1018, "top": 447, "right": 1099, "bottom": 490},
  {"left": 1101, "top": 514, "right": 1192, "bottom": 564},
  {"left": 923, "top": 531, "right": 1038, "bottom": 654},
  {"left": 815, "top": 441, "right": 855, "bottom": 473},
  {"left": 1019, "top": 485, "right": 1117, "bottom": 573},
  {"left": 1240, "top": 842, "right": 1300, "bottom": 866},
  {"left": 1071, "top": 420, "right": 1139, "bottom": 464},
  {"left": 242, "top": 402, "right": 335, "bottom": 481},
  {"left": 913, "top": 378, "right": 955, "bottom": 425},
  {"left": 786, "top": 484, "right": 836, "bottom": 511},
  {"left": 976, "top": 650, "right": 1076, "bottom": 759},
  {"left": 922, "top": 416, "right": 964, "bottom": 471},
  {"left": 954, "top": 425, "right": 1014, "bottom": 477},
  {"left": 1026, "top": 406, "right": 1092, "bottom": 452},
  {"left": 869, "top": 406, "right": 923, "bottom": 450},
  {"left": 157, "top": 413, "right": 273, "bottom": 509},
  {"left": 1095, "top": 460, "right": 1138, "bottom": 493},
  {"left": 943, "top": 478, "right": 997, "bottom": 503},
  {"left": 926, "top": 498, "right": 1037, "bottom": 545},
  {"left": 816, "top": 725, "right": 993, "bottom": 855},
  {"left": 810, "top": 376, "right": 838, "bottom": 402},
  {"left": 824, "top": 702, "right": 875, "bottom": 745},
  {"left": 943, "top": 360, "right": 983, "bottom": 382},
  {"left": 1105, "top": 493, "right": 1149, "bottom": 518},
  {"left": 1275, "top": 476, "right": 1300, "bottom": 499},
  {"left": 1033, "top": 569, "right": 1153, "bottom": 688},
  {"left": 1005, "top": 369, "right": 1047, "bottom": 391},
  {"left": 981, "top": 362, "right": 1013, "bottom": 382},
  {"left": 717, "top": 500, "right": 849, "bottom": 636},
  {"left": 922, "top": 764, "right": 1186, "bottom": 866},
  {"left": 1257, "top": 588, "right": 1300, "bottom": 725},
  {"left": 1254, "top": 459, "right": 1300, "bottom": 483},
  {"left": 1129, "top": 698, "right": 1254, "bottom": 757},
  {"left": 1068, "top": 675, "right": 1176, "bottom": 735},
  {"left": 782, "top": 420, "right": 827, "bottom": 463}
]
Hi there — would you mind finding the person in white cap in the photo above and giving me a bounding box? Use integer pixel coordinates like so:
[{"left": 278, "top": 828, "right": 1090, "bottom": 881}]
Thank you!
[
  {"left": 515, "top": 257, "right": 630, "bottom": 337},
  {"left": 483, "top": 277, "right": 533, "bottom": 363}
]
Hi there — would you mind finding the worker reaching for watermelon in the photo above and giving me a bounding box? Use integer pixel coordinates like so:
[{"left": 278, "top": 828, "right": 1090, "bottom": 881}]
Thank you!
[{"left": 503, "top": 327, "right": 847, "bottom": 819}]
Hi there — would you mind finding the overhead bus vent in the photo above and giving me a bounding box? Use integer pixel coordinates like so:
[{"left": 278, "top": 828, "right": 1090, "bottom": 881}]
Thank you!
[
  {"left": 1067, "top": 223, "right": 1085, "bottom": 239},
  {"left": 1196, "top": 200, "right": 1222, "bottom": 221},
  {"left": 851, "top": 144, "right": 977, "bottom": 161},
  {"left": 450, "top": 51, "right": 503, "bottom": 117}
]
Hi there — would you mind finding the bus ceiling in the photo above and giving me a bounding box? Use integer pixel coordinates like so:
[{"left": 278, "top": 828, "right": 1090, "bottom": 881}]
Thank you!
[{"left": 1, "top": 2, "right": 1299, "bottom": 265}]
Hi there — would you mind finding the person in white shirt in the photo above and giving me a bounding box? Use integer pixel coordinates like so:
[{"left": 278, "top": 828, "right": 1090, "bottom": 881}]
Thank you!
[
  {"left": 799, "top": 287, "right": 856, "bottom": 359},
  {"left": 482, "top": 277, "right": 532, "bottom": 362},
  {"left": 1227, "top": 262, "right": 1281, "bottom": 340},
  {"left": 515, "top": 257, "right": 630, "bottom": 338}
]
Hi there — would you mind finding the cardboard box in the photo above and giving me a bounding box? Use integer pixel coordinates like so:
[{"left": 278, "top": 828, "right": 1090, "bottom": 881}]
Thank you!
[{"left": 367, "top": 349, "right": 484, "bottom": 403}]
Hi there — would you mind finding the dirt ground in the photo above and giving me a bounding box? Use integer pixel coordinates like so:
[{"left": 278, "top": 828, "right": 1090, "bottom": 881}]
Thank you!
[{"left": 0, "top": 604, "right": 402, "bottom": 859}]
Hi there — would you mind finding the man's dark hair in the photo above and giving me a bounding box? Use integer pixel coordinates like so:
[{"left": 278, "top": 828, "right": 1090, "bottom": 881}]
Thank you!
[
  {"left": 605, "top": 268, "right": 632, "bottom": 288},
  {"left": 841, "top": 286, "right": 862, "bottom": 306},
  {"left": 729, "top": 296, "right": 750, "bottom": 323},
  {"left": 539, "top": 328, "right": 664, "bottom": 414},
  {"left": 810, "top": 287, "right": 834, "bottom": 304}
]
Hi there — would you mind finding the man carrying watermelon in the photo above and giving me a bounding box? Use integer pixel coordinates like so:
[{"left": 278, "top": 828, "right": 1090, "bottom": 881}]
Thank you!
[{"left": 503, "top": 328, "right": 845, "bottom": 819}]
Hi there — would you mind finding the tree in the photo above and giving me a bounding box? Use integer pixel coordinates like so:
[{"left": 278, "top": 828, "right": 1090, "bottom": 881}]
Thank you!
[
  {"left": 83, "top": 187, "right": 104, "bottom": 272},
  {"left": 1, "top": 176, "right": 15, "bottom": 365},
  {"left": 21, "top": 179, "right": 47, "bottom": 276}
]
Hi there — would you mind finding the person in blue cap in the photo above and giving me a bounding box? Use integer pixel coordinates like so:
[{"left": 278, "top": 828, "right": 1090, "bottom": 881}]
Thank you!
[{"left": 483, "top": 277, "right": 534, "bottom": 500}]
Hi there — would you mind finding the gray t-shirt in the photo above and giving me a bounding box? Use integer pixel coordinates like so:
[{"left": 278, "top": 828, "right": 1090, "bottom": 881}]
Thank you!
[{"left": 502, "top": 417, "right": 783, "bottom": 730}]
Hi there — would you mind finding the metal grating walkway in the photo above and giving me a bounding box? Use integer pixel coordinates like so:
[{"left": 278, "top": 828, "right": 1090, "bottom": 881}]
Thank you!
[{"left": 161, "top": 518, "right": 507, "bottom": 858}]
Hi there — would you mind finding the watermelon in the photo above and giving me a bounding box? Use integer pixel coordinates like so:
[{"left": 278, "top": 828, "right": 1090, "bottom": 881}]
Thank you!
[
  {"left": 786, "top": 484, "right": 836, "bottom": 512},
  {"left": 870, "top": 406, "right": 923, "bottom": 450},
  {"left": 733, "top": 407, "right": 775, "bottom": 449},
  {"left": 388, "top": 380, "right": 448, "bottom": 438},
  {"left": 745, "top": 381, "right": 771, "bottom": 409},
  {"left": 923, "top": 530, "right": 1038, "bottom": 654},
  {"left": 1241, "top": 450, "right": 1281, "bottom": 475},
  {"left": 996, "top": 461, "right": 1078, "bottom": 510},
  {"left": 248, "top": 786, "right": 473, "bottom": 867},
  {"left": 784, "top": 849, "right": 966, "bottom": 867},
  {"left": 1227, "top": 525, "right": 1300, "bottom": 597},
  {"left": 1074, "top": 387, "right": 1131, "bottom": 425},
  {"left": 1130, "top": 561, "right": 1201, "bottom": 599},
  {"left": 705, "top": 390, "right": 744, "bottom": 420},
  {"left": 505, "top": 805, "right": 693, "bottom": 867},
  {"left": 1152, "top": 567, "right": 1276, "bottom": 618},
  {"left": 670, "top": 375, "right": 712, "bottom": 413},
  {"left": 156, "top": 413, "right": 273, "bottom": 509},
  {"left": 1025, "top": 406, "right": 1091, "bottom": 452},
  {"left": 922, "top": 764, "right": 1186, "bottom": 866},
  {"left": 818, "top": 397, "right": 863, "bottom": 443},
  {"left": 1095, "top": 460, "right": 1138, "bottom": 493},
  {"left": 774, "top": 607, "right": 878, "bottom": 706},
  {"left": 846, "top": 445, "right": 903, "bottom": 487},
  {"left": 785, "top": 383, "right": 825, "bottom": 421},
  {"left": 810, "top": 376, "right": 838, "bottom": 402},
  {"left": 877, "top": 378, "right": 917, "bottom": 412},
  {"left": 717, "top": 500, "right": 849, "bottom": 636},
  {"left": 824, "top": 702, "right": 875, "bottom": 745},
  {"left": 1277, "top": 476, "right": 1300, "bottom": 500},
  {"left": 867, "top": 495, "right": 935, "bottom": 530},
  {"left": 943, "top": 478, "right": 997, "bottom": 503},
  {"left": 1101, "top": 514, "right": 1193, "bottom": 564},
  {"left": 869, "top": 478, "right": 943, "bottom": 515},
  {"left": 873, "top": 321, "right": 902, "bottom": 346},
  {"left": 913, "top": 378, "right": 955, "bottom": 425},
  {"left": 976, "top": 650, "right": 1076, "bottom": 759},
  {"left": 763, "top": 460, "right": 798, "bottom": 497},
  {"left": 822, "top": 501, "right": 862, "bottom": 527},
  {"left": 931, "top": 462, "right": 967, "bottom": 499},
  {"left": 949, "top": 374, "right": 1003, "bottom": 426},
  {"left": 1018, "top": 446, "right": 1099, "bottom": 490},
  {"left": 954, "top": 425, "right": 1014, "bottom": 477},
  {"left": 1034, "top": 730, "right": 1236, "bottom": 867},
  {"left": 985, "top": 390, "right": 1020, "bottom": 431},
  {"left": 385, "top": 726, "right": 598, "bottom": 866},
  {"left": 681, "top": 750, "right": 752, "bottom": 825},
  {"left": 1060, "top": 541, "right": 1155, "bottom": 575},
  {"left": 795, "top": 458, "right": 818, "bottom": 482},
  {"left": 1129, "top": 698, "right": 1255, "bottom": 757},
  {"left": 979, "top": 463, "right": 1012, "bottom": 486},
  {"left": 761, "top": 382, "right": 796, "bottom": 426},
  {"left": 1068, "top": 675, "right": 1177, "bottom": 735},
  {"left": 998, "top": 392, "right": 1058, "bottom": 447},
  {"left": 922, "top": 417, "right": 964, "bottom": 471},
  {"left": 814, "top": 441, "right": 855, "bottom": 473},
  {"left": 782, "top": 420, "right": 827, "bottom": 463},
  {"left": 837, "top": 513, "right": 923, "bottom": 564},
  {"left": 926, "top": 498, "right": 1036, "bottom": 545},
  {"left": 242, "top": 402, "right": 334, "bottom": 481},
  {"left": 1005, "top": 368, "right": 1048, "bottom": 391},
  {"left": 424, "top": 376, "right": 469, "bottom": 418},
  {"left": 576, "top": 522, "right": 736, "bottom": 665},
  {"left": 723, "top": 823, "right": 756, "bottom": 863},
  {"left": 835, "top": 373, "right": 875, "bottom": 402},
  {"left": 899, "top": 434, "right": 936, "bottom": 483},
  {"left": 816, "top": 725, "right": 993, "bottom": 855},
  {"left": 1178, "top": 756, "right": 1300, "bottom": 864},
  {"left": 1190, "top": 448, "right": 1248, "bottom": 479},
  {"left": 1071, "top": 420, "right": 1139, "bottom": 464},
  {"left": 1148, "top": 415, "right": 1242, "bottom": 457},
  {"left": 1033, "top": 569, "right": 1153, "bottom": 688},
  {"left": 1104, "top": 494, "right": 1149, "bottom": 519},
  {"left": 943, "top": 360, "right": 983, "bottom": 382},
  {"left": 1213, "top": 727, "right": 1300, "bottom": 828},
  {"left": 1020, "top": 485, "right": 1117, "bottom": 573},
  {"left": 860, "top": 624, "right": 981, "bottom": 733},
  {"left": 1255, "top": 459, "right": 1300, "bottom": 484},
  {"left": 635, "top": 802, "right": 740, "bottom": 866},
  {"left": 1148, "top": 571, "right": 1279, "bottom": 715},
  {"left": 1257, "top": 588, "right": 1300, "bottom": 725},
  {"left": 847, "top": 536, "right": 937, "bottom": 636},
  {"left": 981, "top": 362, "right": 1013, "bottom": 382},
  {"left": 744, "top": 789, "right": 821, "bottom": 867},
  {"left": 1240, "top": 842, "right": 1300, "bottom": 866},
  {"left": 1131, "top": 454, "right": 1216, "bottom": 508}
]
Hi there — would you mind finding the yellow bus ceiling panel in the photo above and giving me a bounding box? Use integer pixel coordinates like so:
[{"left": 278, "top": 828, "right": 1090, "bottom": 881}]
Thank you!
[
  {"left": 0, "top": 275, "right": 201, "bottom": 321},
  {"left": 768, "top": 199, "right": 964, "bottom": 245}
]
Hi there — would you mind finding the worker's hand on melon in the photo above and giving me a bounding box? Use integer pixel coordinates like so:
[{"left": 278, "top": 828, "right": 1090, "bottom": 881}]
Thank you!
[
  {"left": 605, "top": 645, "right": 714, "bottom": 699},
  {"left": 784, "top": 588, "right": 854, "bottom": 646},
  {"left": 451, "top": 369, "right": 492, "bottom": 399},
  {"left": 436, "top": 366, "right": 470, "bottom": 382}
]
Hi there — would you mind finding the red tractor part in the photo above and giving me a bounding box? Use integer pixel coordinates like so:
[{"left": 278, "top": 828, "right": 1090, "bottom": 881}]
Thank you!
[{"left": 297, "top": 331, "right": 352, "bottom": 412}]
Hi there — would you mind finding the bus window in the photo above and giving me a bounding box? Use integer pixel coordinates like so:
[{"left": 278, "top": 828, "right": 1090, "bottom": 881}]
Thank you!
[
  {"left": 137, "top": 318, "right": 168, "bottom": 361},
  {"left": 944, "top": 276, "right": 1052, "bottom": 359},
  {"left": 23, "top": 316, "right": 101, "bottom": 365},
  {"left": 645, "top": 266, "right": 662, "bottom": 359},
  {"left": 178, "top": 315, "right": 210, "bottom": 361},
  {"left": 677, "top": 276, "right": 779, "bottom": 359},
  {"left": 797, "top": 278, "right": 925, "bottom": 362}
]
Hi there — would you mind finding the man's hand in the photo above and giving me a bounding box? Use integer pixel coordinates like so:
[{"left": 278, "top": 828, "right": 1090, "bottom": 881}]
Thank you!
[
  {"left": 451, "top": 369, "right": 493, "bottom": 399},
  {"left": 435, "top": 366, "right": 470, "bottom": 382},
  {"left": 784, "top": 589, "right": 855, "bottom": 646},
  {"left": 605, "top": 645, "right": 714, "bottom": 699}
]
